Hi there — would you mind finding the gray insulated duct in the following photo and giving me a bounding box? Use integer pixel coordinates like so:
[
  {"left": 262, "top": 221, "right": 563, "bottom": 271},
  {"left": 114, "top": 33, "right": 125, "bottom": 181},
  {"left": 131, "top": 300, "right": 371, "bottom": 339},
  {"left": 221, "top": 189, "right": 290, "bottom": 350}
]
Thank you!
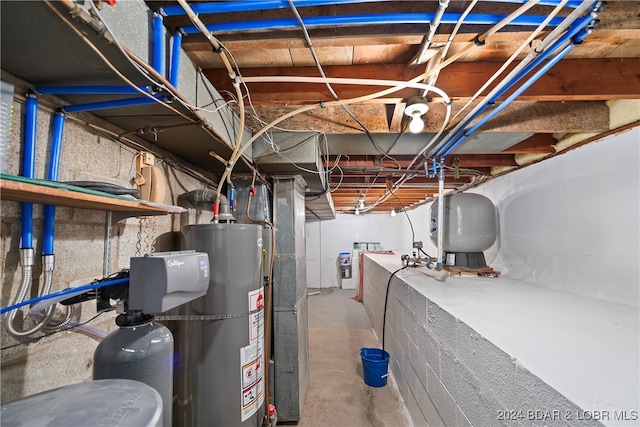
[{"left": 177, "top": 223, "right": 265, "bottom": 426}]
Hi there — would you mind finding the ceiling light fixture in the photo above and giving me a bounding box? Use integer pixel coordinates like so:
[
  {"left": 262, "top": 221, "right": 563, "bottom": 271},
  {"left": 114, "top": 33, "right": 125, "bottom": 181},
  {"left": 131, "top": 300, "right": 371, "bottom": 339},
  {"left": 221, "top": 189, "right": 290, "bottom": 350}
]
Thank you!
[
  {"left": 404, "top": 97, "right": 429, "bottom": 134},
  {"left": 355, "top": 207, "right": 360, "bottom": 215},
  {"left": 390, "top": 208, "right": 397, "bottom": 217}
]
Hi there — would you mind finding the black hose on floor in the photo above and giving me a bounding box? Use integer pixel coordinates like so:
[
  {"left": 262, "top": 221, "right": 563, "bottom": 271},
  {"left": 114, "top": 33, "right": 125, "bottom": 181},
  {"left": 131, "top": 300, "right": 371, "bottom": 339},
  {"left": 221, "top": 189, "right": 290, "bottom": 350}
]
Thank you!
[{"left": 381, "top": 264, "right": 408, "bottom": 353}]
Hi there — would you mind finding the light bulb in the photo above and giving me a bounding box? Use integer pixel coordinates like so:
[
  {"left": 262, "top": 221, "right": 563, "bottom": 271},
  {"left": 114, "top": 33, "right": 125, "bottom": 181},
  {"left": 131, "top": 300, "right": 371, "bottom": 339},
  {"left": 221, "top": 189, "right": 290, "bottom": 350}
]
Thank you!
[
  {"left": 390, "top": 208, "right": 397, "bottom": 217},
  {"left": 409, "top": 113, "right": 425, "bottom": 134},
  {"left": 355, "top": 208, "right": 360, "bottom": 215},
  {"left": 404, "top": 99, "right": 428, "bottom": 134}
]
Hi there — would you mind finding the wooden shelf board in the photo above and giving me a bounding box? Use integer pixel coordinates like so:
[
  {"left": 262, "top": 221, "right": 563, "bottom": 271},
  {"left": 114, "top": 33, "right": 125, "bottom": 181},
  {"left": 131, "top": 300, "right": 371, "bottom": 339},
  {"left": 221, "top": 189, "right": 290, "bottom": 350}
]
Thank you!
[{"left": 0, "top": 177, "right": 185, "bottom": 216}]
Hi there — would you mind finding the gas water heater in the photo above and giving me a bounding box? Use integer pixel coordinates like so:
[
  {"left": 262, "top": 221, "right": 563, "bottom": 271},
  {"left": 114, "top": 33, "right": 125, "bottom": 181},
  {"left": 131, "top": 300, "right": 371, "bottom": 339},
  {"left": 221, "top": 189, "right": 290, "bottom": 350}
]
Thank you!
[
  {"left": 430, "top": 193, "right": 497, "bottom": 268},
  {"left": 177, "top": 223, "right": 265, "bottom": 427}
]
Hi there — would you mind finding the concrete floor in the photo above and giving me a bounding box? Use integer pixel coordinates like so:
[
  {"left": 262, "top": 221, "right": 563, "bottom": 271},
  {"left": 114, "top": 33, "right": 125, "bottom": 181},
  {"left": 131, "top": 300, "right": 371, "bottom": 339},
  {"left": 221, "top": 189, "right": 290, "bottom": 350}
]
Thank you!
[{"left": 297, "top": 288, "right": 413, "bottom": 427}]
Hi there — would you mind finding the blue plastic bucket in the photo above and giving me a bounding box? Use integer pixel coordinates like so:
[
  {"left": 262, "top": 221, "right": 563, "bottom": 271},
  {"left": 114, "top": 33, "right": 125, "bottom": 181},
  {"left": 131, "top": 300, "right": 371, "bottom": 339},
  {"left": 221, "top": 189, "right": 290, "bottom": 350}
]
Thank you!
[{"left": 360, "top": 348, "right": 390, "bottom": 387}]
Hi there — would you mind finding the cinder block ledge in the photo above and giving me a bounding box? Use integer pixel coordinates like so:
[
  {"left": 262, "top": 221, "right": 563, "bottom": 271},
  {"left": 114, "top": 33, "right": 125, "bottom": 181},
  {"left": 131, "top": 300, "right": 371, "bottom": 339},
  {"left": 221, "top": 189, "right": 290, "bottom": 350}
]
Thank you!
[{"left": 362, "top": 253, "right": 639, "bottom": 427}]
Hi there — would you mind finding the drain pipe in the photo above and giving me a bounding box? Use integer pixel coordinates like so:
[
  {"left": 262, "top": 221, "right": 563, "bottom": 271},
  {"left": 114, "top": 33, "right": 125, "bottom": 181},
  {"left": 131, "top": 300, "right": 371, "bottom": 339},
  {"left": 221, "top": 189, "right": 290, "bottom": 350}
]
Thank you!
[{"left": 4, "top": 94, "right": 50, "bottom": 337}]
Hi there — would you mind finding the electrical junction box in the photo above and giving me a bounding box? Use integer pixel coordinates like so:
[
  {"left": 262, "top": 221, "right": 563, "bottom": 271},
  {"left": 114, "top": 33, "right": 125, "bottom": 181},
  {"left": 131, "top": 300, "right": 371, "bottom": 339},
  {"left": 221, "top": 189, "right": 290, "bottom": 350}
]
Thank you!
[{"left": 128, "top": 250, "right": 209, "bottom": 313}]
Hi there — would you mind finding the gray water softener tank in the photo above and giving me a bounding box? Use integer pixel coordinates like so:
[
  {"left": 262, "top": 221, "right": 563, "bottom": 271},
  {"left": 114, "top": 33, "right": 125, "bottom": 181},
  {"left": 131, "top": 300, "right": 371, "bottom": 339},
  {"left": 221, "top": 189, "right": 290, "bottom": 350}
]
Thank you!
[
  {"left": 93, "top": 318, "right": 173, "bottom": 427},
  {"left": 430, "top": 193, "right": 497, "bottom": 266},
  {"left": 0, "top": 379, "right": 162, "bottom": 427},
  {"left": 176, "top": 223, "right": 265, "bottom": 427}
]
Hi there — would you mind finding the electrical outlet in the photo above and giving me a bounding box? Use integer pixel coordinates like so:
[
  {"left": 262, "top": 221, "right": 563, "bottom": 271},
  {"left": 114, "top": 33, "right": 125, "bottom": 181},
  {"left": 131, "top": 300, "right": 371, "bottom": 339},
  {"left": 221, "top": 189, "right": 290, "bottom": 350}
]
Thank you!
[{"left": 412, "top": 241, "right": 423, "bottom": 249}]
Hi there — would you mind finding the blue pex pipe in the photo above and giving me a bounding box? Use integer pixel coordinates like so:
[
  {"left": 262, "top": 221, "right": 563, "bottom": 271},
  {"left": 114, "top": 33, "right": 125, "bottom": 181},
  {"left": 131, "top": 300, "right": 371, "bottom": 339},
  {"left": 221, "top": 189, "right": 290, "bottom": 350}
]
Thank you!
[
  {"left": 0, "top": 277, "right": 130, "bottom": 315},
  {"left": 486, "top": 11, "right": 599, "bottom": 105},
  {"left": 153, "top": 13, "right": 166, "bottom": 77},
  {"left": 169, "top": 32, "right": 183, "bottom": 88},
  {"left": 61, "top": 97, "right": 160, "bottom": 113},
  {"left": 435, "top": 43, "right": 566, "bottom": 158},
  {"left": 35, "top": 86, "right": 149, "bottom": 95},
  {"left": 162, "top": 0, "right": 391, "bottom": 15},
  {"left": 496, "top": 0, "right": 583, "bottom": 7},
  {"left": 433, "top": 10, "right": 598, "bottom": 158},
  {"left": 161, "top": 0, "right": 581, "bottom": 16},
  {"left": 43, "top": 113, "right": 65, "bottom": 256},
  {"left": 453, "top": 44, "right": 575, "bottom": 153},
  {"left": 181, "top": 13, "right": 565, "bottom": 34},
  {"left": 21, "top": 95, "right": 38, "bottom": 249}
]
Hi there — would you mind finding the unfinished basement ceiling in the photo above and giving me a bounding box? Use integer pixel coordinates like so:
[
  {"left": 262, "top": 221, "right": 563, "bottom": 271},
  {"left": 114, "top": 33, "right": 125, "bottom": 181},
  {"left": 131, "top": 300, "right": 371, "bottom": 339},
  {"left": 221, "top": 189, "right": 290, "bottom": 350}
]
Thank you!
[
  {"left": 1, "top": 1, "right": 638, "bottom": 215},
  {"left": 147, "top": 0, "right": 639, "bottom": 213}
]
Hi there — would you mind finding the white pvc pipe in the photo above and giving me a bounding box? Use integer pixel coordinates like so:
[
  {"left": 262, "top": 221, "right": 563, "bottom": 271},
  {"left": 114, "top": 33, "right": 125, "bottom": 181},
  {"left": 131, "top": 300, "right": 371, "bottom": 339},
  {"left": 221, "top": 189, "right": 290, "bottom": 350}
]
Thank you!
[
  {"left": 476, "top": 0, "right": 539, "bottom": 44},
  {"left": 414, "top": 0, "right": 450, "bottom": 65},
  {"left": 242, "top": 75, "right": 451, "bottom": 103},
  {"left": 436, "top": 166, "right": 445, "bottom": 270}
]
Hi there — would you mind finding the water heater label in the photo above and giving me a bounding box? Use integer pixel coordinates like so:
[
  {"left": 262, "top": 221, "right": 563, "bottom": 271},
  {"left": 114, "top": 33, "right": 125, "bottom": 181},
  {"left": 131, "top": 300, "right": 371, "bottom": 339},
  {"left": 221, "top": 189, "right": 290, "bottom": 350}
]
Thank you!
[
  {"left": 241, "top": 288, "right": 265, "bottom": 422},
  {"left": 248, "top": 288, "right": 265, "bottom": 343}
]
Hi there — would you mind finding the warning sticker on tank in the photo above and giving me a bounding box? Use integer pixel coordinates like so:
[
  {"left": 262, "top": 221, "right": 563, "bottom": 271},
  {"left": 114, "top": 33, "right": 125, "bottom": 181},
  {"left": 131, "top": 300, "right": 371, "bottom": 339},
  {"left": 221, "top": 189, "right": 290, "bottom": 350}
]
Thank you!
[
  {"left": 241, "top": 288, "right": 265, "bottom": 422},
  {"left": 242, "top": 353, "right": 263, "bottom": 389},
  {"left": 241, "top": 376, "right": 264, "bottom": 421},
  {"left": 241, "top": 343, "right": 264, "bottom": 421},
  {"left": 248, "top": 288, "right": 264, "bottom": 342}
]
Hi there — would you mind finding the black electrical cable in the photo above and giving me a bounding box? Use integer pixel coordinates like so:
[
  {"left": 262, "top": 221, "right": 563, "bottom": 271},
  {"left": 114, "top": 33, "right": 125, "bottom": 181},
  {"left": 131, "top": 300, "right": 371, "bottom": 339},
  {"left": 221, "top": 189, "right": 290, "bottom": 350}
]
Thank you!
[
  {"left": 418, "top": 246, "right": 435, "bottom": 260},
  {"left": 390, "top": 190, "right": 415, "bottom": 245},
  {"left": 0, "top": 311, "right": 106, "bottom": 351},
  {"left": 382, "top": 264, "right": 408, "bottom": 353}
]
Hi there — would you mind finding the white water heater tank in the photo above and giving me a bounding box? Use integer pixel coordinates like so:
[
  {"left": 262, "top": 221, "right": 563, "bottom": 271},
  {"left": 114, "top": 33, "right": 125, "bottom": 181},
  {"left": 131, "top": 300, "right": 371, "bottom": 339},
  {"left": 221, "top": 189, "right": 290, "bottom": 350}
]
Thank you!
[{"left": 430, "top": 193, "right": 497, "bottom": 252}]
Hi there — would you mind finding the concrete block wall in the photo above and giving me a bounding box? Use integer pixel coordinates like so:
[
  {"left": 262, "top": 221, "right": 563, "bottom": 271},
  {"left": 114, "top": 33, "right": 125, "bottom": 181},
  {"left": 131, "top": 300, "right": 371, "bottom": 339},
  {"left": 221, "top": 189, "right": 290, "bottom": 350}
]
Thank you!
[
  {"left": 362, "top": 256, "right": 602, "bottom": 427},
  {"left": 1, "top": 74, "right": 217, "bottom": 403}
]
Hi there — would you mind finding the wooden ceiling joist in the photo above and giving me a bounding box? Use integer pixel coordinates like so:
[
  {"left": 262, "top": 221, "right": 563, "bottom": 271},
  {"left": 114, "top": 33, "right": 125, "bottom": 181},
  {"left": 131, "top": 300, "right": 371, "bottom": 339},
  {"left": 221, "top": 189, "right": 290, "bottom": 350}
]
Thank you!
[
  {"left": 247, "top": 100, "right": 610, "bottom": 134},
  {"left": 206, "top": 59, "right": 640, "bottom": 104}
]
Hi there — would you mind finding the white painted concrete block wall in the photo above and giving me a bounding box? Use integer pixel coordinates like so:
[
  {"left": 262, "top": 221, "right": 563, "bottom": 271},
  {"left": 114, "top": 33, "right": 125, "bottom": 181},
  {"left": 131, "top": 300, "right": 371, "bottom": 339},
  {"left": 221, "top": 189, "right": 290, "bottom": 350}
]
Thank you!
[
  {"left": 356, "top": 129, "right": 639, "bottom": 426},
  {"left": 476, "top": 127, "right": 639, "bottom": 308},
  {"left": 362, "top": 256, "right": 607, "bottom": 427}
]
